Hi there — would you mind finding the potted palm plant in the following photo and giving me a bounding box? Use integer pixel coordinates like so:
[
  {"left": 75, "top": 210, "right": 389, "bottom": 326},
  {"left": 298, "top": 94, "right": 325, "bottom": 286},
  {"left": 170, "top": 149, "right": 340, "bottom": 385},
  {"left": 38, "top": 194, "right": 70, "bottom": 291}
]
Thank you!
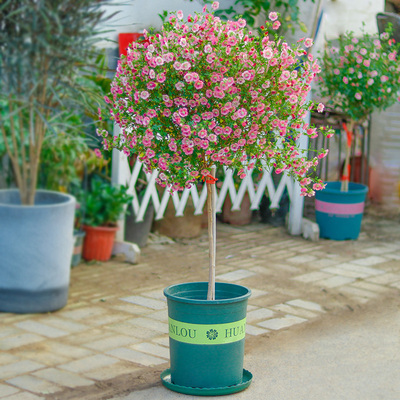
[
  {"left": 99, "top": 3, "right": 332, "bottom": 394},
  {"left": 317, "top": 24, "right": 400, "bottom": 240},
  {"left": 0, "top": 0, "right": 112, "bottom": 313}
]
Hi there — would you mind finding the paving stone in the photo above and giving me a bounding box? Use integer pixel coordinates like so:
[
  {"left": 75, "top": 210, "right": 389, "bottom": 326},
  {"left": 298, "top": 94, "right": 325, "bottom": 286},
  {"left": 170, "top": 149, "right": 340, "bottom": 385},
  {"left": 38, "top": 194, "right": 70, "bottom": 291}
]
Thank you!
[
  {"left": 6, "top": 375, "right": 61, "bottom": 395},
  {"left": 33, "top": 368, "right": 94, "bottom": 388},
  {"left": 309, "top": 258, "right": 339, "bottom": 268},
  {"left": 43, "top": 342, "right": 93, "bottom": 359},
  {"left": 64, "top": 329, "right": 115, "bottom": 346},
  {"left": 83, "top": 362, "right": 141, "bottom": 380},
  {"left": 58, "top": 307, "right": 106, "bottom": 320},
  {"left": 246, "top": 325, "right": 270, "bottom": 336},
  {"left": 317, "top": 275, "right": 356, "bottom": 288},
  {"left": 105, "top": 322, "right": 160, "bottom": 340},
  {"left": 0, "top": 360, "right": 44, "bottom": 379},
  {"left": 0, "top": 392, "right": 45, "bottom": 400},
  {"left": 0, "top": 333, "right": 45, "bottom": 350},
  {"left": 270, "top": 263, "right": 301, "bottom": 273},
  {"left": 270, "top": 304, "right": 317, "bottom": 319},
  {"left": 366, "top": 273, "right": 400, "bottom": 285},
  {"left": 335, "top": 263, "right": 385, "bottom": 276},
  {"left": 285, "top": 254, "right": 318, "bottom": 264},
  {"left": 338, "top": 286, "right": 378, "bottom": 299},
  {"left": 350, "top": 281, "right": 389, "bottom": 293},
  {"left": 60, "top": 354, "right": 119, "bottom": 373},
  {"left": 132, "top": 342, "right": 170, "bottom": 359},
  {"left": 389, "top": 281, "right": 400, "bottom": 290},
  {"left": 350, "top": 256, "right": 388, "bottom": 266},
  {"left": 0, "top": 353, "right": 20, "bottom": 366},
  {"left": 292, "top": 271, "right": 333, "bottom": 283},
  {"left": 385, "top": 253, "right": 400, "bottom": 260},
  {"left": 248, "top": 266, "right": 273, "bottom": 275},
  {"left": 147, "top": 310, "right": 168, "bottom": 322},
  {"left": 322, "top": 266, "right": 370, "bottom": 279},
  {"left": 86, "top": 314, "right": 129, "bottom": 326},
  {"left": 127, "top": 318, "right": 168, "bottom": 334},
  {"left": 110, "top": 304, "right": 153, "bottom": 315},
  {"left": 37, "top": 317, "right": 88, "bottom": 333},
  {"left": 83, "top": 335, "right": 139, "bottom": 351},
  {"left": 246, "top": 308, "right": 275, "bottom": 322},
  {"left": 120, "top": 296, "right": 166, "bottom": 310},
  {"left": 141, "top": 289, "right": 165, "bottom": 300},
  {"left": 15, "top": 321, "right": 68, "bottom": 338},
  {"left": 0, "top": 326, "right": 22, "bottom": 339},
  {"left": 257, "top": 315, "right": 307, "bottom": 330},
  {"left": 152, "top": 336, "right": 170, "bottom": 348},
  {"left": 362, "top": 245, "right": 399, "bottom": 255},
  {"left": 247, "top": 288, "right": 269, "bottom": 298},
  {"left": 106, "top": 347, "right": 167, "bottom": 367},
  {"left": 216, "top": 269, "right": 256, "bottom": 282},
  {"left": 0, "top": 383, "right": 20, "bottom": 397},
  {"left": 286, "top": 299, "right": 325, "bottom": 312}
]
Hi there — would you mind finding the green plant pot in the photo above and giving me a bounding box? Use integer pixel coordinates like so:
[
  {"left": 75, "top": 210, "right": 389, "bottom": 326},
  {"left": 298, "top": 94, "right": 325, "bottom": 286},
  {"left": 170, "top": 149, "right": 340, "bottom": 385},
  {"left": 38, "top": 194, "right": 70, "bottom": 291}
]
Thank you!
[{"left": 163, "top": 282, "right": 252, "bottom": 394}]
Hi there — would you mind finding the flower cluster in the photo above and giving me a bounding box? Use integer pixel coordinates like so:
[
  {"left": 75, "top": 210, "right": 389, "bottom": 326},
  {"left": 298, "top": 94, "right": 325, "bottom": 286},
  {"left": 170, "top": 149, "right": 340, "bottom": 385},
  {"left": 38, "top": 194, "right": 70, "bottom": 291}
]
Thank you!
[
  {"left": 99, "top": 3, "right": 332, "bottom": 196},
  {"left": 318, "top": 25, "right": 400, "bottom": 122}
]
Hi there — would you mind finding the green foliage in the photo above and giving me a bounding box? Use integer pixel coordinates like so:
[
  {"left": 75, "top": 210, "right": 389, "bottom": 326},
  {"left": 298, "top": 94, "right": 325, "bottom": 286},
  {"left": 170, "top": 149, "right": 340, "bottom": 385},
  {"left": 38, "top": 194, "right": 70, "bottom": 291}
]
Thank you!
[
  {"left": 318, "top": 25, "right": 400, "bottom": 122},
  {"left": 0, "top": 0, "right": 115, "bottom": 203},
  {"left": 78, "top": 180, "right": 133, "bottom": 227},
  {"left": 201, "top": 0, "right": 313, "bottom": 33}
]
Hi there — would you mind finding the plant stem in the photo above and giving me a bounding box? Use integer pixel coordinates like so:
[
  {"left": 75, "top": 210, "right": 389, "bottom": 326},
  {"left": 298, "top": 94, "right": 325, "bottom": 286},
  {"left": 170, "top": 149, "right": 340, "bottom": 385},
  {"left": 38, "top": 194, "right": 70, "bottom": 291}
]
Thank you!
[{"left": 207, "top": 165, "right": 216, "bottom": 301}]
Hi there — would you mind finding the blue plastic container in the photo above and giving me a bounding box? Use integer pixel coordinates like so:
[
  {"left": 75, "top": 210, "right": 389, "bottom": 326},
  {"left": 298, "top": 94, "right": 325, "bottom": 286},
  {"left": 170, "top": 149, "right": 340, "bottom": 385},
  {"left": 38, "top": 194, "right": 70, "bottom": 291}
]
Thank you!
[{"left": 315, "top": 182, "right": 368, "bottom": 240}]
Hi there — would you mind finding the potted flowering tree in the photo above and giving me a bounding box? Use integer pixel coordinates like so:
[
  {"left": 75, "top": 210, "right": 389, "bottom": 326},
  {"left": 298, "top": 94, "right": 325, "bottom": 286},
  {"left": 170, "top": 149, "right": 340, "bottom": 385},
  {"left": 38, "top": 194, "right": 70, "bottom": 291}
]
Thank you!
[
  {"left": 99, "top": 3, "right": 331, "bottom": 394},
  {"left": 317, "top": 25, "right": 400, "bottom": 240}
]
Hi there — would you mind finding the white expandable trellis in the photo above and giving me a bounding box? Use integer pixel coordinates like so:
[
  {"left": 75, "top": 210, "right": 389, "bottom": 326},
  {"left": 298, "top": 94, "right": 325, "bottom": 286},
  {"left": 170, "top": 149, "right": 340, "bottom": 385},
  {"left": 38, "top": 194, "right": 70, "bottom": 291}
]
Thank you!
[{"left": 111, "top": 149, "right": 306, "bottom": 238}]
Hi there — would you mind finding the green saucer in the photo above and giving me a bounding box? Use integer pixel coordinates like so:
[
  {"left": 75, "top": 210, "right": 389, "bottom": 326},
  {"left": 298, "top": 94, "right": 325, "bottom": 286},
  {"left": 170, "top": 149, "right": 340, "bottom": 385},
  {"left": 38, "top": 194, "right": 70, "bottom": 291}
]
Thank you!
[{"left": 160, "top": 368, "right": 253, "bottom": 396}]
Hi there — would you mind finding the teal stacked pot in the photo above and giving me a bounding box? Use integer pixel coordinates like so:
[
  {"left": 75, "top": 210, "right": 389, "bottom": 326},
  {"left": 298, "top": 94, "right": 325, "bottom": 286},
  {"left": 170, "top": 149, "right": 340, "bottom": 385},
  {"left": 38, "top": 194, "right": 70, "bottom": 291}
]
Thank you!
[
  {"left": 315, "top": 182, "right": 368, "bottom": 240},
  {"left": 163, "top": 282, "right": 251, "bottom": 393}
]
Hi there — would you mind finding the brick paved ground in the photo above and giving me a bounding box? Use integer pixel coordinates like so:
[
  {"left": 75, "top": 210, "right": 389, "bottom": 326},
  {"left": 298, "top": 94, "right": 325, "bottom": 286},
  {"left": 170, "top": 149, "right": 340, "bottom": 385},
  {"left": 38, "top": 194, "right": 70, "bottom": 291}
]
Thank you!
[{"left": 0, "top": 213, "right": 399, "bottom": 399}]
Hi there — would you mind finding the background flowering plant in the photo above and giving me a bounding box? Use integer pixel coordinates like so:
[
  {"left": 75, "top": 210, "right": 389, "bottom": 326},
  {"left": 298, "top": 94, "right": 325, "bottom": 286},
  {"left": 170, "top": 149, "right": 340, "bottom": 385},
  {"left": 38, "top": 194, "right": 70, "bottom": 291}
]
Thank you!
[
  {"left": 318, "top": 25, "right": 400, "bottom": 123},
  {"left": 99, "top": 3, "right": 332, "bottom": 197}
]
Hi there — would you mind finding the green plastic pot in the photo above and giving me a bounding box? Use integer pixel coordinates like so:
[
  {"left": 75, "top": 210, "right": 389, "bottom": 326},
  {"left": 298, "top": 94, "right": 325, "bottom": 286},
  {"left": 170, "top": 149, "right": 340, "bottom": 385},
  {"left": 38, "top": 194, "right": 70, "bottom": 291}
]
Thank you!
[{"left": 164, "top": 282, "right": 251, "bottom": 390}]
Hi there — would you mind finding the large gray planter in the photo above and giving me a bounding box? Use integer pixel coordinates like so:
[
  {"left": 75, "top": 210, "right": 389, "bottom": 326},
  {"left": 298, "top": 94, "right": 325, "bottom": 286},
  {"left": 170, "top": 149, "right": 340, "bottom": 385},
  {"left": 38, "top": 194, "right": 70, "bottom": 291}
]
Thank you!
[{"left": 0, "top": 189, "right": 75, "bottom": 313}]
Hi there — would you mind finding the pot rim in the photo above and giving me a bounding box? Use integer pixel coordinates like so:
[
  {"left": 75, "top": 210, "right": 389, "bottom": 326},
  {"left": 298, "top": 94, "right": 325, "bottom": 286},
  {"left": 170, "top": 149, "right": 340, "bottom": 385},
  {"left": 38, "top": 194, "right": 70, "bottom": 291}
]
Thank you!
[
  {"left": 164, "top": 281, "right": 251, "bottom": 305},
  {"left": 320, "top": 181, "right": 369, "bottom": 196},
  {"left": 0, "top": 189, "right": 75, "bottom": 208}
]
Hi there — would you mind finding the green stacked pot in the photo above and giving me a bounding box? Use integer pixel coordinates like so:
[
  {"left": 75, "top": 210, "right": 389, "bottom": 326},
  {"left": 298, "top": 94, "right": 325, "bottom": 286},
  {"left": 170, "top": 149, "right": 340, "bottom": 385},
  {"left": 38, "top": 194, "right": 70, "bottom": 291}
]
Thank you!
[{"left": 162, "top": 282, "right": 252, "bottom": 395}]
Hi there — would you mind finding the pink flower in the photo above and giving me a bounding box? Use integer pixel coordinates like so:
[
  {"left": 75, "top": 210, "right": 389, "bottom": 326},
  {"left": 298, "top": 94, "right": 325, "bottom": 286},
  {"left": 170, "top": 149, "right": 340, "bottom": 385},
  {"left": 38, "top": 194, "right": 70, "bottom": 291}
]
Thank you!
[
  {"left": 146, "top": 149, "right": 155, "bottom": 158},
  {"left": 177, "top": 10, "right": 183, "bottom": 20},
  {"left": 355, "top": 93, "right": 362, "bottom": 100},
  {"left": 317, "top": 103, "right": 325, "bottom": 113},
  {"left": 94, "top": 148, "right": 102, "bottom": 158},
  {"left": 140, "top": 91, "right": 150, "bottom": 100},
  {"left": 272, "top": 21, "right": 281, "bottom": 30},
  {"left": 194, "top": 80, "right": 204, "bottom": 89},
  {"left": 178, "top": 108, "right": 188, "bottom": 117},
  {"left": 343, "top": 77, "right": 349, "bottom": 84},
  {"left": 304, "top": 38, "right": 313, "bottom": 48},
  {"left": 211, "top": 1, "right": 219, "bottom": 10},
  {"left": 268, "top": 12, "right": 278, "bottom": 21},
  {"left": 381, "top": 75, "right": 389, "bottom": 83}
]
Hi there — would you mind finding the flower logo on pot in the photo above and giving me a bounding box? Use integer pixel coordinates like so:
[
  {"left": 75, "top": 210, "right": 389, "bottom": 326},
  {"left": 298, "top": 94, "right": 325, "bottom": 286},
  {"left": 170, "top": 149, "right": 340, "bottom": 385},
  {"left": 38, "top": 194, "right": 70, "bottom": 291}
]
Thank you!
[{"left": 206, "top": 329, "right": 219, "bottom": 340}]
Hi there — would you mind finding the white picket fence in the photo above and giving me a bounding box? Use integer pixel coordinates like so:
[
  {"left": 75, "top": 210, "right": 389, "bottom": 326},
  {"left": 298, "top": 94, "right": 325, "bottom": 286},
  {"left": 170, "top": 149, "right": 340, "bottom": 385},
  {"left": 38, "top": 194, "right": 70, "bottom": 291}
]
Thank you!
[{"left": 111, "top": 148, "right": 306, "bottom": 239}]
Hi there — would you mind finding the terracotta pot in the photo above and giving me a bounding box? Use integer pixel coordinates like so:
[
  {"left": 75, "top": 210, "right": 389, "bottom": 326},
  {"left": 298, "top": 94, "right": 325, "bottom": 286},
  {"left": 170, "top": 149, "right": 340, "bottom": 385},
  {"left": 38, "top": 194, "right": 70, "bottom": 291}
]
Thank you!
[
  {"left": 82, "top": 225, "right": 118, "bottom": 262},
  {"left": 221, "top": 193, "right": 252, "bottom": 226}
]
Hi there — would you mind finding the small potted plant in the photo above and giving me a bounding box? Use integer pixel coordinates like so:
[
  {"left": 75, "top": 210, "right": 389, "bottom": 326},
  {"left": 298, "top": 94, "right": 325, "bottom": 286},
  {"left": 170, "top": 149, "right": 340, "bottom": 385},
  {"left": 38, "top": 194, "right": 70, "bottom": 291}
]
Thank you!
[
  {"left": 78, "top": 179, "right": 133, "bottom": 262},
  {"left": 317, "top": 24, "right": 400, "bottom": 240},
  {"left": 99, "top": 3, "right": 331, "bottom": 394}
]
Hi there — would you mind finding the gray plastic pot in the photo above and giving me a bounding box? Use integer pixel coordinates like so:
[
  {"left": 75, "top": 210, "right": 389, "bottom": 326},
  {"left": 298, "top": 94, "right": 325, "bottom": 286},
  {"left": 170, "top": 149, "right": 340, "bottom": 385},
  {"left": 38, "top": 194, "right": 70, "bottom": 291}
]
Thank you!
[{"left": 0, "top": 189, "right": 76, "bottom": 313}]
